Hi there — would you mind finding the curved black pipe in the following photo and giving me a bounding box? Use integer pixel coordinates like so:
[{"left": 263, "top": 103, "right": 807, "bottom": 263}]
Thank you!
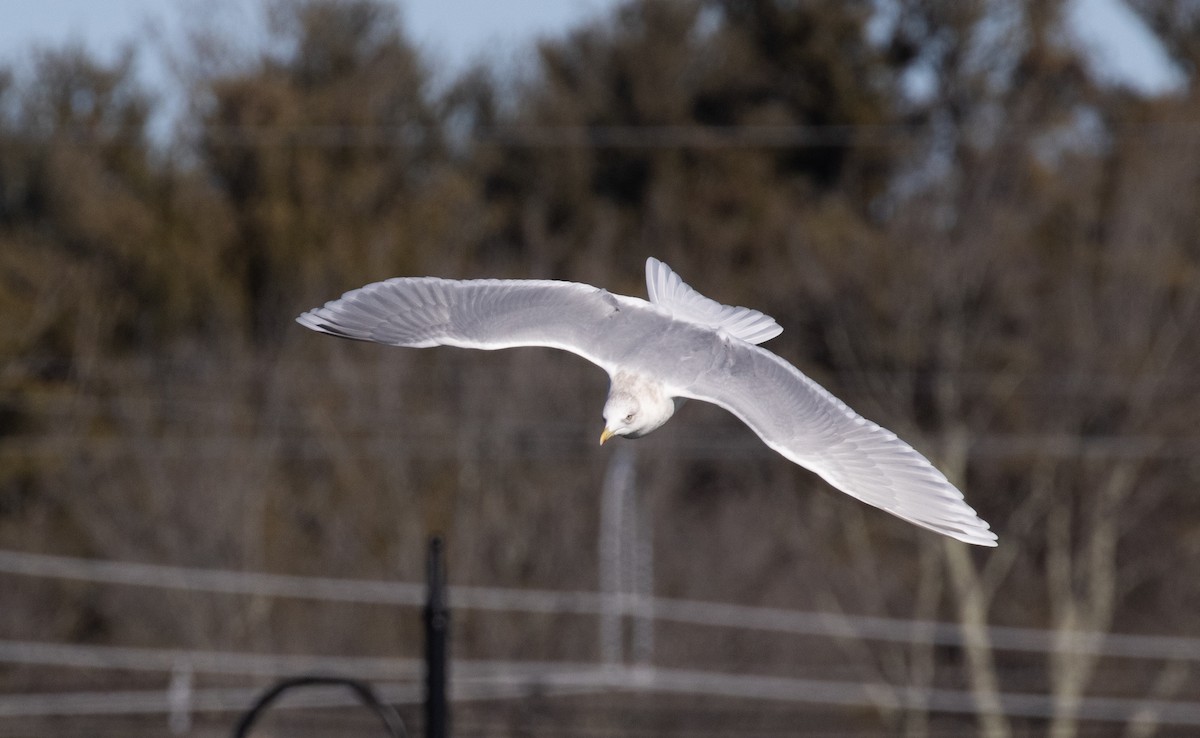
[{"left": 232, "top": 675, "right": 407, "bottom": 738}]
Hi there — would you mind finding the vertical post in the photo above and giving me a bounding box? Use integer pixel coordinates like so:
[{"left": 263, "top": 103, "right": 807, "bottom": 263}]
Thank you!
[
  {"left": 167, "top": 659, "right": 192, "bottom": 735},
  {"left": 632, "top": 500, "right": 654, "bottom": 667},
  {"left": 599, "top": 446, "right": 654, "bottom": 669},
  {"left": 599, "top": 447, "right": 636, "bottom": 667},
  {"left": 424, "top": 536, "right": 448, "bottom": 738}
]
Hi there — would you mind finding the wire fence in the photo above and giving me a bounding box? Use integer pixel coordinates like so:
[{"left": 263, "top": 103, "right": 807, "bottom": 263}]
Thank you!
[
  {"left": 2, "top": 543, "right": 1200, "bottom": 732},
  {"left": 3, "top": 655, "right": 1200, "bottom": 728}
]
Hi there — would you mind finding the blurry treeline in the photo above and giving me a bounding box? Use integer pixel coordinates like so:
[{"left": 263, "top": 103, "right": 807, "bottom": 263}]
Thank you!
[{"left": 2, "top": 0, "right": 1200, "bottom": 735}]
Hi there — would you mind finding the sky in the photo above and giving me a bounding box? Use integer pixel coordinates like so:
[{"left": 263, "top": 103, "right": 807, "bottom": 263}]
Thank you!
[
  {"left": 0, "top": 0, "right": 1187, "bottom": 104},
  {"left": 0, "top": 0, "right": 616, "bottom": 77},
  {"left": 1068, "top": 0, "right": 1186, "bottom": 93}
]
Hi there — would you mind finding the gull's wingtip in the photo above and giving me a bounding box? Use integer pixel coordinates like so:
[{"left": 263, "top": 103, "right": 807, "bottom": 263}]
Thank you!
[
  {"left": 296, "top": 309, "right": 324, "bottom": 332},
  {"left": 966, "top": 532, "right": 999, "bottom": 548},
  {"left": 296, "top": 307, "right": 359, "bottom": 340},
  {"left": 953, "top": 522, "right": 999, "bottom": 547},
  {"left": 645, "top": 256, "right": 673, "bottom": 282}
]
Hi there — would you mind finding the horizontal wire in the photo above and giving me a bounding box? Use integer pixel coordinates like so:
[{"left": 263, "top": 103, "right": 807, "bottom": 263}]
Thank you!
[
  {"left": 0, "top": 548, "right": 428, "bottom": 607},
  {"left": 1, "top": 432, "right": 1192, "bottom": 461},
  {"left": 33, "top": 121, "right": 1200, "bottom": 149},
  {"left": 2, "top": 548, "right": 1200, "bottom": 662},
  {"left": 0, "top": 639, "right": 422, "bottom": 679},
  {"left": 0, "top": 640, "right": 605, "bottom": 684},
  {"left": 198, "top": 124, "right": 914, "bottom": 149},
  {"left": 2, "top": 664, "right": 1200, "bottom": 726},
  {"left": 8, "top": 354, "right": 1192, "bottom": 384}
]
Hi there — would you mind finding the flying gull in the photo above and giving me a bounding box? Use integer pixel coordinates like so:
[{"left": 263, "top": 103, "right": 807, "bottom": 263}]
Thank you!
[{"left": 297, "top": 257, "right": 997, "bottom": 547}]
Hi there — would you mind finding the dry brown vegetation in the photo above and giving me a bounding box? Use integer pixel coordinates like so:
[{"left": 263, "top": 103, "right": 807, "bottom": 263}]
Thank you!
[{"left": 2, "top": 0, "right": 1200, "bottom": 735}]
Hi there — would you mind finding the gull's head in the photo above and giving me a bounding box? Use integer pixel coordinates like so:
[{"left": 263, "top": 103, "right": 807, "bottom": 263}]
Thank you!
[
  {"left": 600, "top": 373, "right": 676, "bottom": 444},
  {"left": 601, "top": 394, "right": 642, "bottom": 443}
]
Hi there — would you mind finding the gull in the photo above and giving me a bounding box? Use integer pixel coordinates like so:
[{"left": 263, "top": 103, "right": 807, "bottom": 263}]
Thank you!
[{"left": 297, "top": 258, "right": 997, "bottom": 547}]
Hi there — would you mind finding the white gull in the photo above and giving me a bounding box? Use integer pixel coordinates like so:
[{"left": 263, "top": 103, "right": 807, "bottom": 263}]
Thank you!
[{"left": 298, "top": 257, "right": 997, "bottom": 547}]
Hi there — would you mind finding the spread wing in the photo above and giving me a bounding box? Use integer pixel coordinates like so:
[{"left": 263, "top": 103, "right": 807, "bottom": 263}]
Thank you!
[
  {"left": 676, "top": 341, "right": 998, "bottom": 547},
  {"left": 297, "top": 276, "right": 661, "bottom": 373}
]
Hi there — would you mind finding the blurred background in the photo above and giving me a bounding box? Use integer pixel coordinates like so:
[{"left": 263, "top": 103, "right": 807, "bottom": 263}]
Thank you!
[{"left": 2, "top": 0, "right": 1200, "bottom": 735}]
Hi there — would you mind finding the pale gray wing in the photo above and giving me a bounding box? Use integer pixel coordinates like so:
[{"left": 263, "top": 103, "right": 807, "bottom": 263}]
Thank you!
[
  {"left": 297, "top": 276, "right": 659, "bottom": 372},
  {"left": 677, "top": 341, "right": 998, "bottom": 547}
]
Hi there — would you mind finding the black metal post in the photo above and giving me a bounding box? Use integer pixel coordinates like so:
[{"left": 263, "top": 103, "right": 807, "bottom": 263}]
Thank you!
[{"left": 424, "top": 536, "right": 448, "bottom": 738}]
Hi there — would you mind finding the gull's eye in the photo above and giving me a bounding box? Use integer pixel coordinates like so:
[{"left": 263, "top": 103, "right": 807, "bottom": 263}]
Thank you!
[{"left": 624, "top": 413, "right": 635, "bottom": 423}]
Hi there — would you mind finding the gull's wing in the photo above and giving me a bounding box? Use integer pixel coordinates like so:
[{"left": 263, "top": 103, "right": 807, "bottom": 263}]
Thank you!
[
  {"left": 297, "top": 276, "right": 659, "bottom": 373},
  {"left": 676, "top": 341, "right": 998, "bottom": 547}
]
